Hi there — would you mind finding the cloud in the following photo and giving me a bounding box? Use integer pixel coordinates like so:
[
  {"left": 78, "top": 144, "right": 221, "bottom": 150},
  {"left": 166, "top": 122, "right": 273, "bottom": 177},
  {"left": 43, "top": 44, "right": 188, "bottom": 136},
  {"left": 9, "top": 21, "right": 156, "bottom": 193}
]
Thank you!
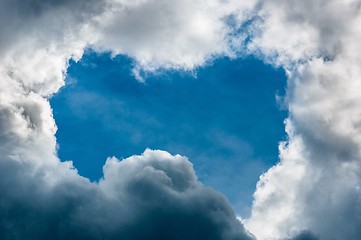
[
  {"left": 290, "top": 231, "right": 319, "bottom": 240},
  {"left": 3, "top": 0, "right": 361, "bottom": 239},
  {"left": 0, "top": 148, "right": 254, "bottom": 239},
  {"left": 92, "top": 0, "right": 256, "bottom": 71},
  {"left": 0, "top": 0, "right": 257, "bottom": 239},
  {"left": 245, "top": 0, "right": 361, "bottom": 239}
]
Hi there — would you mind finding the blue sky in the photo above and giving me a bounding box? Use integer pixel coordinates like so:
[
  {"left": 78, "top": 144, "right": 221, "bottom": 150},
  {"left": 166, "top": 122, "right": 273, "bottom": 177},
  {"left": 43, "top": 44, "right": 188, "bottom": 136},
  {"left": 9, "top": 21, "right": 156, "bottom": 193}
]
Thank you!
[
  {"left": 51, "top": 50, "right": 287, "bottom": 216},
  {"left": 3, "top": 1, "right": 360, "bottom": 239}
]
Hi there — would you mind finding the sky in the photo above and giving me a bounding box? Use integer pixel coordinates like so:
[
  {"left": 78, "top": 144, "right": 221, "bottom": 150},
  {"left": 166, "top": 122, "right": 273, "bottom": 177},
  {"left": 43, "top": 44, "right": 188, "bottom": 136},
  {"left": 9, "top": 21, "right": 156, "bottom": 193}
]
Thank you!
[
  {"left": 1, "top": 0, "right": 361, "bottom": 240},
  {"left": 51, "top": 51, "right": 287, "bottom": 216}
]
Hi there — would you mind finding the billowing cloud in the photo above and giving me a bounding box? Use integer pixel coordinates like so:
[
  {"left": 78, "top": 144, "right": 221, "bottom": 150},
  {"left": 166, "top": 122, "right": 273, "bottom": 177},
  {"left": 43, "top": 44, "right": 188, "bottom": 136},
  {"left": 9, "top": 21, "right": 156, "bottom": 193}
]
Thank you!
[
  {"left": 245, "top": 1, "right": 361, "bottom": 240},
  {"left": 0, "top": 0, "right": 256, "bottom": 239},
  {"left": 92, "top": 0, "right": 256, "bottom": 71},
  {"left": 2, "top": 0, "right": 361, "bottom": 239},
  {"left": 0, "top": 149, "right": 254, "bottom": 239}
]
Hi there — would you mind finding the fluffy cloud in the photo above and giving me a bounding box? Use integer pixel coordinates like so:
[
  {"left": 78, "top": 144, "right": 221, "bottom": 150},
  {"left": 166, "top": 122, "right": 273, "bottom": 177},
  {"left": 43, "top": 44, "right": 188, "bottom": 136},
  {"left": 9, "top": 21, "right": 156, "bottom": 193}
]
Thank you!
[
  {"left": 0, "top": 0, "right": 254, "bottom": 96},
  {"left": 0, "top": 148, "right": 254, "bottom": 239},
  {"left": 3, "top": 0, "right": 361, "bottom": 239},
  {"left": 0, "top": 0, "right": 256, "bottom": 239},
  {"left": 92, "top": 0, "right": 255, "bottom": 71},
  {"left": 245, "top": 1, "right": 361, "bottom": 239}
]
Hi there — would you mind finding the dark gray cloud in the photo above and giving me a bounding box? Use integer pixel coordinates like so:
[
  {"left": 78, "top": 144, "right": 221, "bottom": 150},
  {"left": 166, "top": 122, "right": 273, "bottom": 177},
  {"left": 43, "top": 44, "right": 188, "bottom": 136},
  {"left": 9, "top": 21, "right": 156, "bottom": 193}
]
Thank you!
[
  {"left": 290, "top": 231, "right": 319, "bottom": 240},
  {"left": 0, "top": 146, "right": 254, "bottom": 240}
]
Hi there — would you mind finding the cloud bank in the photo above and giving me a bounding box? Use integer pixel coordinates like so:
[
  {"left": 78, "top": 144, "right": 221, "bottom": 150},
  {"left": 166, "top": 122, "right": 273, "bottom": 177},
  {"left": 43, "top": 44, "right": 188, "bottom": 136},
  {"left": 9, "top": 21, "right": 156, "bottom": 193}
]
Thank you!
[
  {"left": 245, "top": 1, "right": 361, "bottom": 240},
  {"left": 0, "top": 0, "right": 255, "bottom": 239},
  {"left": 1, "top": 148, "right": 253, "bottom": 239},
  {"left": 2, "top": 0, "right": 361, "bottom": 239}
]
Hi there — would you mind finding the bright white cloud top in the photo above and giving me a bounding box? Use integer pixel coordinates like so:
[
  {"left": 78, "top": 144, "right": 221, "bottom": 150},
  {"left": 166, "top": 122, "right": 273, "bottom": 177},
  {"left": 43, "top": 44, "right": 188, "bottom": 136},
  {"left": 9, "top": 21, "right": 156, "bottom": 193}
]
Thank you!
[
  {"left": 0, "top": 0, "right": 361, "bottom": 239},
  {"left": 245, "top": 1, "right": 361, "bottom": 239}
]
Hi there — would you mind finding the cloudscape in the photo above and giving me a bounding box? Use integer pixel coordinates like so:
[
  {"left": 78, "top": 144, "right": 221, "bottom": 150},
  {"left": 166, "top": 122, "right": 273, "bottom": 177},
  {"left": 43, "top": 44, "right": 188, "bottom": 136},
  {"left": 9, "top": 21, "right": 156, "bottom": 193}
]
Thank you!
[{"left": 1, "top": 0, "right": 361, "bottom": 240}]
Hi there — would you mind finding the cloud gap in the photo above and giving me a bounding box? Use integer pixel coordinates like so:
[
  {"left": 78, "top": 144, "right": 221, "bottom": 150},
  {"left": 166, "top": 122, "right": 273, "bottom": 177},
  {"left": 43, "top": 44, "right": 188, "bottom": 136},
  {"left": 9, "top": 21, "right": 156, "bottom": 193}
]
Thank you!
[{"left": 2, "top": 0, "right": 361, "bottom": 239}]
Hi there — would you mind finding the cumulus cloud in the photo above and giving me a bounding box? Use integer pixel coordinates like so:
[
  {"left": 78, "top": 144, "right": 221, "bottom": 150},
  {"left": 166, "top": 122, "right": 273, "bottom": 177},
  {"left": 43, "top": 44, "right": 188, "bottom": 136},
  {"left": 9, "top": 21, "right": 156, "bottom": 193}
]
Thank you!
[
  {"left": 245, "top": 1, "right": 361, "bottom": 240},
  {"left": 92, "top": 0, "right": 255, "bottom": 71},
  {"left": 3, "top": 0, "right": 361, "bottom": 239},
  {"left": 0, "top": 0, "right": 257, "bottom": 239},
  {"left": 0, "top": 149, "right": 254, "bottom": 239}
]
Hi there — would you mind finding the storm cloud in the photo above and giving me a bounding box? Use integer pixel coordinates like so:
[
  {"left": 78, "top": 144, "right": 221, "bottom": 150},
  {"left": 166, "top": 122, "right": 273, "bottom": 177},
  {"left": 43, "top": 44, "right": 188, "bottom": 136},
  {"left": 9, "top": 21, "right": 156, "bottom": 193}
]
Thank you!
[{"left": 0, "top": 149, "right": 253, "bottom": 239}]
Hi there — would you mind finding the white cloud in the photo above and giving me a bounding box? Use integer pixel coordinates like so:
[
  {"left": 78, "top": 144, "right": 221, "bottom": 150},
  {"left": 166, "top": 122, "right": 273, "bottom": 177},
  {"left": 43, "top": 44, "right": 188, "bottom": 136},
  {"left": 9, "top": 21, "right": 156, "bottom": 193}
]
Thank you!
[
  {"left": 92, "top": 0, "right": 256, "bottom": 71},
  {"left": 3, "top": 0, "right": 361, "bottom": 239},
  {"left": 0, "top": 0, "right": 256, "bottom": 239},
  {"left": 245, "top": 1, "right": 361, "bottom": 239}
]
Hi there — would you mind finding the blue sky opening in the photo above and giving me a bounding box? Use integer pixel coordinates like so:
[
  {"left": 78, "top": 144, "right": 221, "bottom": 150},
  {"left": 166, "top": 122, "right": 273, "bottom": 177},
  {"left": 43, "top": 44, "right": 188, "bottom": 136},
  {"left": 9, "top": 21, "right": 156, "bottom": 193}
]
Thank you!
[{"left": 51, "top": 50, "right": 288, "bottom": 217}]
